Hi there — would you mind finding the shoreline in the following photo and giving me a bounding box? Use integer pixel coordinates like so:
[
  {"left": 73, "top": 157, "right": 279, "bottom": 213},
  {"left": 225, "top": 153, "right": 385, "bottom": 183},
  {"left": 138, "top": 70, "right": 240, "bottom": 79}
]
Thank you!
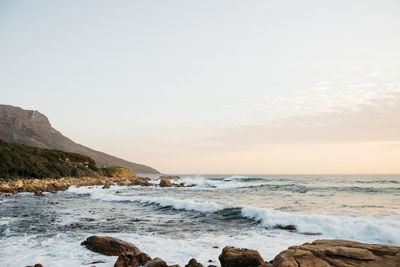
[{"left": 0, "top": 175, "right": 153, "bottom": 194}]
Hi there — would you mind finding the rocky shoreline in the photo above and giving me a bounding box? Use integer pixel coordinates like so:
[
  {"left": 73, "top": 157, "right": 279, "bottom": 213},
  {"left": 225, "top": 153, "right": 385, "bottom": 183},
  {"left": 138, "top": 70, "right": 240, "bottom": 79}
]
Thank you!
[
  {"left": 0, "top": 175, "right": 188, "bottom": 195},
  {"left": 28, "top": 236, "right": 400, "bottom": 267}
]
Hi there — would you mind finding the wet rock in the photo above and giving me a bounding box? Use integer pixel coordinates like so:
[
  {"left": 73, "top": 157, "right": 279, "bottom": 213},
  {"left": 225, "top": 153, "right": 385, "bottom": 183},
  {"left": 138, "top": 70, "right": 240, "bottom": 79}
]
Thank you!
[
  {"left": 185, "top": 258, "right": 204, "bottom": 267},
  {"left": 143, "top": 258, "right": 168, "bottom": 267},
  {"left": 115, "top": 191, "right": 123, "bottom": 194},
  {"left": 168, "top": 265, "right": 181, "bottom": 267},
  {"left": 26, "top": 264, "right": 43, "bottom": 267},
  {"left": 219, "top": 246, "right": 264, "bottom": 267},
  {"left": 81, "top": 236, "right": 141, "bottom": 256},
  {"left": 276, "top": 225, "right": 296, "bottom": 231},
  {"left": 159, "top": 179, "right": 173, "bottom": 187},
  {"left": 34, "top": 191, "right": 45, "bottom": 196},
  {"left": 102, "top": 184, "right": 110, "bottom": 189},
  {"left": 114, "top": 252, "right": 152, "bottom": 267},
  {"left": 272, "top": 239, "right": 400, "bottom": 267}
]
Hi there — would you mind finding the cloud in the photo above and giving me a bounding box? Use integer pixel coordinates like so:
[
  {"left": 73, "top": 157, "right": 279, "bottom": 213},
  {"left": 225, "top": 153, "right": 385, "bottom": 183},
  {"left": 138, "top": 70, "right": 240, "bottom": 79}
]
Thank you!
[{"left": 199, "top": 91, "right": 400, "bottom": 149}]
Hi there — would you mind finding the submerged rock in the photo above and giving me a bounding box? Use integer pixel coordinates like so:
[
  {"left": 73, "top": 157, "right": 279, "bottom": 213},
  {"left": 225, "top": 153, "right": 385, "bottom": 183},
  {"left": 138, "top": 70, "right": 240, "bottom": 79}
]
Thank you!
[
  {"left": 185, "top": 258, "right": 204, "bottom": 267},
  {"left": 114, "top": 252, "right": 152, "bottom": 267},
  {"left": 219, "top": 246, "right": 264, "bottom": 267},
  {"left": 143, "top": 258, "right": 168, "bottom": 267},
  {"left": 26, "top": 264, "right": 43, "bottom": 267},
  {"left": 272, "top": 239, "right": 400, "bottom": 267},
  {"left": 159, "top": 179, "right": 173, "bottom": 187},
  {"left": 81, "top": 236, "right": 141, "bottom": 256}
]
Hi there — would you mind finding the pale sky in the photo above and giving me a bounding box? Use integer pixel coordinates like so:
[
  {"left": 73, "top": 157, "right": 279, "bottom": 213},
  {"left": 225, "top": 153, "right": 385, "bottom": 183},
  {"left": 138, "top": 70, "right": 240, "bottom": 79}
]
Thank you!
[{"left": 1, "top": 0, "right": 400, "bottom": 174}]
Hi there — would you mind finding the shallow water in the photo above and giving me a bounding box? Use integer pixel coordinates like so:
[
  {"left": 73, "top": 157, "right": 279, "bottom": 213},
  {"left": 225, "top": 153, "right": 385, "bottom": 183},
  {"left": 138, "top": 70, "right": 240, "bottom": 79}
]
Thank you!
[{"left": 1, "top": 174, "right": 400, "bottom": 267}]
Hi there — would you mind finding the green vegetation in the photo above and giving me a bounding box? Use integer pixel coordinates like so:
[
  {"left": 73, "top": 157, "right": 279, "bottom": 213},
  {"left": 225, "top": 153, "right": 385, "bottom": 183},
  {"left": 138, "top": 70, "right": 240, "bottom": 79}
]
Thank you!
[{"left": 0, "top": 139, "right": 120, "bottom": 179}]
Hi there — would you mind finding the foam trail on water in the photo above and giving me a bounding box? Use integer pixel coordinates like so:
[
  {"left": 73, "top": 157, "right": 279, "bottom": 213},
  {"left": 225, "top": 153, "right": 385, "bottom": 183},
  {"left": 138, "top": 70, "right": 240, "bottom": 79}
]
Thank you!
[{"left": 67, "top": 186, "right": 400, "bottom": 245}]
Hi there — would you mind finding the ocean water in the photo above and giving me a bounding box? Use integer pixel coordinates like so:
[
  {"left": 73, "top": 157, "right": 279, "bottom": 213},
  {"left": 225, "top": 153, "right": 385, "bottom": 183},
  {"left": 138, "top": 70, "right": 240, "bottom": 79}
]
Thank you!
[{"left": 1, "top": 174, "right": 400, "bottom": 267}]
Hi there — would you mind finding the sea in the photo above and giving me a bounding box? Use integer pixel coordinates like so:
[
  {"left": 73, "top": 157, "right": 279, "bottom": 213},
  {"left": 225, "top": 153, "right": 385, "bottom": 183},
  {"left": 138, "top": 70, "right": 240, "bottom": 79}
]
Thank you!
[{"left": 1, "top": 174, "right": 400, "bottom": 267}]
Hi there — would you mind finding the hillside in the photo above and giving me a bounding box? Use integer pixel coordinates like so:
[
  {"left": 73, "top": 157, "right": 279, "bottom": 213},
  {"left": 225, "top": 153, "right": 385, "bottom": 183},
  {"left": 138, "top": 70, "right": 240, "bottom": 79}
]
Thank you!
[
  {"left": 0, "top": 105, "right": 159, "bottom": 174},
  {"left": 0, "top": 139, "right": 120, "bottom": 179}
]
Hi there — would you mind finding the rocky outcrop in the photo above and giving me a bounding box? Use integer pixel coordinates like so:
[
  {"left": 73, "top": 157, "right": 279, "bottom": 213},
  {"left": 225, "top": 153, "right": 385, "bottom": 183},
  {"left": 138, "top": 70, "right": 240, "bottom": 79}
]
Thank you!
[
  {"left": 0, "top": 176, "right": 152, "bottom": 194},
  {"left": 272, "top": 239, "right": 400, "bottom": 267},
  {"left": 143, "top": 258, "right": 168, "bottom": 267},
  {"left": 185, "top": 258, "right": 204, "bottom": 267},
  {"left": 0, "top": 104, "right": 159, "bottom": 173},
  {"left": 114, "top": 252, "right": 152, "bottom": 267},
  {"left": 81, "top": 236, "right": 141, "bottom": 256},
  {"left": 159, "top": 179, "right": 173, "bottom": 187},
  {"left": 219, "top": 247, "right": 264, "bottom": 267}
]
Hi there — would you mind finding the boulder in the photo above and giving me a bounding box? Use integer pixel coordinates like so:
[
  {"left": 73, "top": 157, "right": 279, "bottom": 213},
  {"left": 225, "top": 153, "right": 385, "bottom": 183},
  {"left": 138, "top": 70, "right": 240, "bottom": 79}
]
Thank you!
[
  {"left": 81, "top": 236, "right": 141, "bottom": 256},
  {"left": 272, "top": 239, "right": 400, "bottom": 267},
  {"left": 102, "top": 184, "right": 110, "bottom": 189},
  {"left": 26, "top": 264, "right": 43, "bottom": 267},
  {"left": 13, "top": 180, "right": 24, "bottom": 188},
  {"left": 185, "top": 258, "right": 204, "bottom": 267},
  {"left": 114, "top": 252, "right": 151, "bottom": 267},
  {"left": 143, "top": 258, "right": 168, "bottom": 267},
  {"left": 219, "top": 247, "right": 264, "bottom": 267},
  {"left": 159, "top": 179, "right": 173, "bottom": 187}
]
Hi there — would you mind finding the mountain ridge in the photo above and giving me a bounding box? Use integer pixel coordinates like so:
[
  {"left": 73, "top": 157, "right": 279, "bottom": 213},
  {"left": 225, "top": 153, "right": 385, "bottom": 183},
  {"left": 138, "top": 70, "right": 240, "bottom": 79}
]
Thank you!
[{"left": 0, "top": 104, "right": 159, "bottom": 174}]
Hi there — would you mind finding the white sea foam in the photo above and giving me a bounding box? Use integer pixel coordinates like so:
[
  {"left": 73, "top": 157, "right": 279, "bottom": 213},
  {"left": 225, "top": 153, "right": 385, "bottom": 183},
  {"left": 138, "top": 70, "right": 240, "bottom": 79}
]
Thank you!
[
  {"left": 67, "top": 186, "right": 400, "bottom": 245},
  {"left": 0, "top": 229, "right": 312, "bottom": 267}
]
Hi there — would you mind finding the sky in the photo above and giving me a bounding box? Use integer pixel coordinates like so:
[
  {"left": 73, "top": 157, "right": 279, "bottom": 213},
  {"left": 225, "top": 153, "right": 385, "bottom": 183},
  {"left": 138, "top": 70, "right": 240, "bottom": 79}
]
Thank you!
[{"left": 1, "top": 0, "right": 400, "bottom": 174}]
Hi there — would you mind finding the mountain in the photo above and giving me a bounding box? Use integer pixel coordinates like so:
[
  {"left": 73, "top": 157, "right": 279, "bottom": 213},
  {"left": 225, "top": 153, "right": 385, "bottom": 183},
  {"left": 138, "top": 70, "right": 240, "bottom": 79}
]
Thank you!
[{"left": 0, "top": 104, "right": 159, "bottom": 174}]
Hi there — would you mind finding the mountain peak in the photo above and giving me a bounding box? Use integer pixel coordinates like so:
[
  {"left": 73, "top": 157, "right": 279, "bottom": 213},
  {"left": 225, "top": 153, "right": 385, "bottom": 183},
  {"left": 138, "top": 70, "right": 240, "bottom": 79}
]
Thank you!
[{"left": 0, "top": 104, "right": 159, "bottom": 174}]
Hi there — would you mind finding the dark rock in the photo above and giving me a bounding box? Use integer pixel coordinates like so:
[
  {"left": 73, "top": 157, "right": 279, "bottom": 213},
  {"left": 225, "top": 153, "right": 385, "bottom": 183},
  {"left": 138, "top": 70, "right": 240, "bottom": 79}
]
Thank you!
[
  {"left": 102, "top": 184, "right": 110, "bottom": 189},
  {"left": 26, "top": 264, "right": 43, "bottom": 267},
  {"left": 34, "top": 191, "right": 45, "bottom": 196},
  {"left": 114, "top": 252, "right": 152, "bottom": 267},
  {"left": 115, "top": 191, "right": 123, "bottom": 194},
  {"left": 219, "top": 246, "right": 264, "bottom": 267},
  {"left": 159, "top": 179, "right": 173, "bottom": 187},
  {"left": 81, "top": 236, "right": 141, "bottom": 256},
  {"left": 143, "top": 258, "right": 168, "bottom": 267},
  {"left": 272, "top": 239, "right": 400, "bottom": 267},
  {"left": 276, "top": 225, "right": 296, "bottom": 231},
  {"left": 185, "top": 258, "right": 204, "bottom": 267}
]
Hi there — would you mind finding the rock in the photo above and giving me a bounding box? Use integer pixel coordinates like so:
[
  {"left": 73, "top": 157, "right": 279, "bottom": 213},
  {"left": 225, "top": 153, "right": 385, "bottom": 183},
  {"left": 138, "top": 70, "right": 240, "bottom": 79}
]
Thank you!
[
  {"left": 102, "top": 184, "right": 110, "bottom": 189},
  {"left": 114, "top": 252, "right": 152, "bottom": 267},
  {"left": 118, "top": 180, "right": 131, "bottom": 186},
  {"left": 272, "top": 239, "right": 400, "bottom": 267},
  {"left": 277, "top": 225, "right": 296, "bottom": 231},
  {"left": 143, "top": 258, "right": 168, "bottom": 267},
  {"left": 219, "top": 247, "right": 264, "bottom": 267},
  {"left": 185, "top": 258, "right": 204, "bottom": 267},
  {"left": 34, "top": 191, "right": 44, "bottom": 196},
  {"left": 168, "top": 265, "right": 180, "bottom": 267},
  {"left": 115, "top": 191, "right": 123, "bottom": 194},
  {"left": 13, "top": 180, "right": 24, "bottom": 188},
  {"left": 159, "top": 175, "right": 181, "bottom": 180},
  {"left": 159, "top": 179, "right": 173, "bottom": 187},
  {"left": 81, "top": 236, "right": 141, "bottom": 256},
  {"left": 26, "top": 264, "right": 43, "bottom": 267}
]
